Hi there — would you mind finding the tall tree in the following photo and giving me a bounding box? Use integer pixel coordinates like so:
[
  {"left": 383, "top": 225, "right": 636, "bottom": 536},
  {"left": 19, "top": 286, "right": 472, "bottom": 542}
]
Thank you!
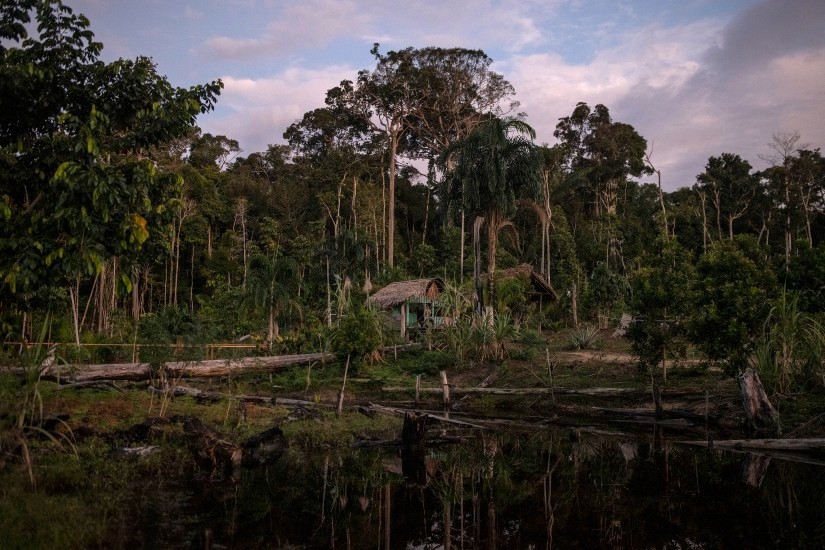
[
  {"left": 445, "top": 116, "right": 544, "bottom": 315},
  {"left": 325, "top": 45, "right": 419, "bottom": 269},
  {"left": 553, "top": 102, "right": 651, "bottom": 270},
  {"left": 695, "top": 153, "right": 757, "bottom": 241}
]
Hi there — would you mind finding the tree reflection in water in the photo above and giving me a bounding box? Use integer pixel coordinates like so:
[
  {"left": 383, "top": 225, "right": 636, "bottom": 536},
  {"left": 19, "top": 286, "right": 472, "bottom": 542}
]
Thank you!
[{"left": 121, "top": 428, "right": 825, "bottom": 548}]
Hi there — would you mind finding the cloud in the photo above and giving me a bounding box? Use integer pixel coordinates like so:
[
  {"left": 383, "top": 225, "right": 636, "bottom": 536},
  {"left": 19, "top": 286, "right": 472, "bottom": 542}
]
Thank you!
[
  {"left": 502, "top": 0, "right": 825, "bottom": 190},
  {"left": 199, "top": 65, "right": 355, "bottom": 153},
  {"left": 203, "top": 0, "right": 371, "bottom": 60},
  {"left": 196, "top": 0, "right": 825, "bottom": 191},
  {"left": 202, "top": 0, "right": 561, "bottom": 61}
]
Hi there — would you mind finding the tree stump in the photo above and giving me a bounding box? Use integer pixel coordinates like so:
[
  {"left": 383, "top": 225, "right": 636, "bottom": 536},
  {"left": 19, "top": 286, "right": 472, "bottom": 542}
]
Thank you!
[{"left": 737, "top": 368, "right": 781, "bottom": 436}]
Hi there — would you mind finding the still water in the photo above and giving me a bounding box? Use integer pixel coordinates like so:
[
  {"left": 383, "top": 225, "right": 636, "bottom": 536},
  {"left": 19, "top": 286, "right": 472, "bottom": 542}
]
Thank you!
[{"left": 124, "top": 428, "right": 825, "bottom": 549}]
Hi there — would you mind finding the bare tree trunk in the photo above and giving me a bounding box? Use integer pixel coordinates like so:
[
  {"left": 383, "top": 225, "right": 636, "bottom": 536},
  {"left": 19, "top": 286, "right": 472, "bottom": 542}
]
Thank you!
[
  {"left": 698, "top": 190, "right": 709, "bottom": 253},
  {"left": 132, "top": 267, "right": 141, "bottom": 321},
  {"left": 234, "top": 198, "right": 249, "bottom": 288},
  {"left": 486, "top": 210, "right": 499, "bottom": 319},
  {"left": 190, "top": 245, "right": 195, "bottom": 313},
  {"left": 388, "top": 134, "right": 398, "bottom": 269},
  {"left": 473, "top": 216, "right": 485, "bottom": 313},
  {"left": 646, "top": 154, "right": 668, "bottom": 239},
  {"left": 381, "top": 155, "right": 387, "bottom": 269},
  {"left": 460, "top": 208, "right": 465, "bottom": 280},
  {"left": 571, "top": 282, "right": 579, "bottom": 328},
  {"left": 336, "top": 354, "right": 351, "bottom": 417},
  {"left": 351, "top": 176, "right": 358, "bottom": 237},
  {"left": 68, "top": 278, "right": 82, "bottom": 348}
]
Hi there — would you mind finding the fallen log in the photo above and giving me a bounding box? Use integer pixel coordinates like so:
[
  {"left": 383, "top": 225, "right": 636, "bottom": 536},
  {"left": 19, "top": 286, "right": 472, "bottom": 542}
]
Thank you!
[
  {"left": 147, "top": 384, "right": 317, "bottom": 408},
  {"left": 369, "top": 404, "right": 486, "bottom": 429},
  {"left": 384, "top": 386, "right": 642, "bottom": 396},
  {"left": 39, "top": 352, "right": 332, "bottom": 383}
]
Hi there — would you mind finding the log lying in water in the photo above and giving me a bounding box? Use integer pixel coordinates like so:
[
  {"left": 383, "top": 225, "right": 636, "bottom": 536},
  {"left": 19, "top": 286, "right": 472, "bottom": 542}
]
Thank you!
[{"left": 40, "top": 352, "right": 332, "bottom": 383}]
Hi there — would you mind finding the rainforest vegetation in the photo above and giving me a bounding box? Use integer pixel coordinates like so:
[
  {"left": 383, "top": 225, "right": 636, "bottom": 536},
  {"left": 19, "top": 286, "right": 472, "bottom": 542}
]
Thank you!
[
  {"left": 4, "top": 2, "right": 825, "bottom": 547},
  {"left": 4, "top": 1, "right": 825, "bottom": 390}
]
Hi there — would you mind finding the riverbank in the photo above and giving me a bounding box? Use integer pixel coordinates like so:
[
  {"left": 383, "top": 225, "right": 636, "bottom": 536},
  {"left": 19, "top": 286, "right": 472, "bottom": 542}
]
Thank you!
[{"left": 3, "top": 329, "right": 825, "bottom": 546}]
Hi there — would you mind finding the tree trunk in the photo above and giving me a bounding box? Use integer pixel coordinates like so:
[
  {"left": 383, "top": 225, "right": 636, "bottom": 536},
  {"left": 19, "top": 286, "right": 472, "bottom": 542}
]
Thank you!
[
  {"left": 473, "top": 216, "right": 485, "bottom": 313},
  {"left": 486, "top": 210, "right": 499, "bottom": 318},
  {"left": 737, "top": 367, "right": 781, "bottom": 436},
  {"left": 42, "top": 352, "right": 332, "bottom": 383},
  {"left": 387, "top": 133, "right": 398, "bottom": 268}
]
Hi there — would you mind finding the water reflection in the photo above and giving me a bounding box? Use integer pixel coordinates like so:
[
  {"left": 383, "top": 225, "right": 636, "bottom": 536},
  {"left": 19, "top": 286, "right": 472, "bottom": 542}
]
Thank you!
[{"left": 124, "top": 429, "right": 825, "bottom": 548}]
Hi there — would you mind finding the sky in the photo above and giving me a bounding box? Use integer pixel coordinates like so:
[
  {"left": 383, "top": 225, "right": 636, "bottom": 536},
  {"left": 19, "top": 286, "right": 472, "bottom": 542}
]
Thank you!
[{"left": 70, "top": 0, "right": 825, "bottom": 191}]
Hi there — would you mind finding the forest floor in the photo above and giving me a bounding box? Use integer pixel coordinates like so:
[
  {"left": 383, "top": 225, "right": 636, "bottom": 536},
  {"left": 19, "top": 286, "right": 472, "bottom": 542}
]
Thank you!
[{"left": 5, "top": 327, "right": 823, "bottom": 450}]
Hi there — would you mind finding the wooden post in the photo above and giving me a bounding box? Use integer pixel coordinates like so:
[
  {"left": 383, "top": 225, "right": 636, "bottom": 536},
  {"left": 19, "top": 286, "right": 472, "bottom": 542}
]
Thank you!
[
  {"left": 440, "top": 370, "right": 451, "bottom": 410},
  {"left": 546, "top": 348, "right": 555, "bottom": 406},
  {"left": 415, "top": 374, "right": 421, "bottom": 408},
  {"left": 400, "top": 303, "right": 407, "bottom": 340}
]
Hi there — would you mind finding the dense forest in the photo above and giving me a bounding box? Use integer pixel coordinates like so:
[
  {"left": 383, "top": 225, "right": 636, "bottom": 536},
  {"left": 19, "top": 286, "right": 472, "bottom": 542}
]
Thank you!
[{"left": 3, "top": 1, "right": 825, "bottom": 393}]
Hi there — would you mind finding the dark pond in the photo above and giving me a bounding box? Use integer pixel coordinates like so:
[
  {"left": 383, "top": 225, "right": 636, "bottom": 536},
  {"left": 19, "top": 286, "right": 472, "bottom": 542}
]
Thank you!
[{"left": 119, "top": 427, "right": 825, "bottom": 549}]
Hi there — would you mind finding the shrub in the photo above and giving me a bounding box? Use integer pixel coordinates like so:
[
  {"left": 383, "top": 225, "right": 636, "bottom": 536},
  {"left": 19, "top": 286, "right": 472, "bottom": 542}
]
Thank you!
[{"left": 569, "top": 324, "right": 601, "bottom": 350}]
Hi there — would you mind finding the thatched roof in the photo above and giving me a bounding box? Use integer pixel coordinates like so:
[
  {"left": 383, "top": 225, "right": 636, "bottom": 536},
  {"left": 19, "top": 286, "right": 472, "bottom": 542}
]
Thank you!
[
  {"left": 366, "top": 278, "right": 445, "bottom": 309},
  {"left": 486, "top": 263, "right": 558, "bottom": 301}
]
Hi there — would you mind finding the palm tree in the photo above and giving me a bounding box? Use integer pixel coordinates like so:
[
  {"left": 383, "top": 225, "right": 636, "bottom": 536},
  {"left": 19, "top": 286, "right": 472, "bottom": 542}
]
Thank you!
[{"left": 444, "top": 116, "right": 544, "bottom": 316}]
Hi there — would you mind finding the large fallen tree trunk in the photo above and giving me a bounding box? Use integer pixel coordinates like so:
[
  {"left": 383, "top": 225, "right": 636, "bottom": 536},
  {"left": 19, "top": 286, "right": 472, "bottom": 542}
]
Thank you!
[{"left": 38, "top": 352, "right": 332, "bottom": 383}]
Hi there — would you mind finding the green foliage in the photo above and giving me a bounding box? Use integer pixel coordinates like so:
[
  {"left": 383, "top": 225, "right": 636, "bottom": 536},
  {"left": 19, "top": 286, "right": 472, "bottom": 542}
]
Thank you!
[
  {"left": 627, "top": 238, "right": 694, "bottom": 374},
  {"left": 688, "top": 240, "right": 778, "bottom": 374},
  {"left": 569, "top": 324, "right": 601, "bottom": 350},
  {"left": 495, "top": 276, "right": 530, "bottom": 318},
  {"left": 786, "top": 240, "right": 825, "bottom": 313},
  {"left": 753, "top": 291, "right": 825, "bottom": 394},
  {"left": 0, "top": 315, "right": 75, "bottom": 486},
  {"left": 331, "top": 302, "right": 385, "bottom": 365},
  {"left": 0, "top": 1, "right": 221, "bottom": 300},
  {"left": 585, "top": 261, "right": 628, "bottom": 321},
  {"left": 138, "top": 306, "right": 211, "bottom": 364},
  {"left": 436, "top": 317, "right": 475, "bottom": 366}
]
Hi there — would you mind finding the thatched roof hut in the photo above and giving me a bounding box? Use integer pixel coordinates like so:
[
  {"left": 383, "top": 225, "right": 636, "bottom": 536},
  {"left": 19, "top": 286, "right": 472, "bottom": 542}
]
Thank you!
[
  {"left": 366, "top": 278, "right": 445, "bottom": 309},
  {"left": 485, "top": 263, "right": 558, "bottom": 302}
]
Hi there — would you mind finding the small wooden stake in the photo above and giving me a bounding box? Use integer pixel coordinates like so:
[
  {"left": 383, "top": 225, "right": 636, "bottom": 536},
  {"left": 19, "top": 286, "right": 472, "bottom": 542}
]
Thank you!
[
  {"left": 415, "top": 374, "right": 421, "bottom": 407},
  {"left": 336, "top": 354, "right": 351, "bottom": 417},
  {"left": 440, "top": 370, "right": 451, "bottom": 409}
]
